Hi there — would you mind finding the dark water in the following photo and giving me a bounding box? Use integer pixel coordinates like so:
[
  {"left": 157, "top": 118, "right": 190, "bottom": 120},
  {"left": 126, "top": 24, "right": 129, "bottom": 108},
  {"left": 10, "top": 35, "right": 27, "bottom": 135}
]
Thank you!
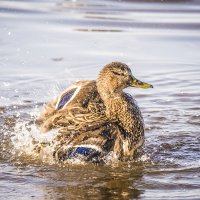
[{"left": 1, "top": 0, "right": 200, "bottom": 199}]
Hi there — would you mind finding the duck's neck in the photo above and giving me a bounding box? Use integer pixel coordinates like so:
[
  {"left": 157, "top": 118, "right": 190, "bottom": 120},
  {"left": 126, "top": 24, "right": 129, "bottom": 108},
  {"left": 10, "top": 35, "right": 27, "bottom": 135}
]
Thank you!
[
  {"left": 97, "top": 76, "right": 127, "bottom": 126},
  {"left": 96, "top": 75, "right": 122, "bottom": 102}
]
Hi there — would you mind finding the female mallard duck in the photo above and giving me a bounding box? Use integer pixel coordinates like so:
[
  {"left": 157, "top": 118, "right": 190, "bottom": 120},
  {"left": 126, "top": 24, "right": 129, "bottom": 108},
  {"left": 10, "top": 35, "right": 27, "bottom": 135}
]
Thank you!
[{"left": 36, "top": 62, "right": 153, "bottom": 163}]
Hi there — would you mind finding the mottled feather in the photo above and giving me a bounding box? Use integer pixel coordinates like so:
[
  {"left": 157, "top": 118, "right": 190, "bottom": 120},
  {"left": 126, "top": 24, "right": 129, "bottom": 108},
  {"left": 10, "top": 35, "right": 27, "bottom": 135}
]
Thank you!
[{"left": 36, "top": 62, "right": 153, "bottom": 162}]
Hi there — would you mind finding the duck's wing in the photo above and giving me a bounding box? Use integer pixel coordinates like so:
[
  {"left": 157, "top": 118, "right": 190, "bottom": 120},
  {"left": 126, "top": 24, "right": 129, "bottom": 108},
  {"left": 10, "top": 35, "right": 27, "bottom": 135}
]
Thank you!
[
  {"left": 53, "top": 123, "right": 121, "bottom": 163},
  {"left": 36, "top": 83, "right": 80, "bottom": 125},
  {"left": 36, "top": 81, "right": 84, "bottom": 127},
  {"left": 55, "top": 86, "right": 77, "bottom": 110},
  {"left": 37, "top": 80, "right": 107, "bottom": 133}
]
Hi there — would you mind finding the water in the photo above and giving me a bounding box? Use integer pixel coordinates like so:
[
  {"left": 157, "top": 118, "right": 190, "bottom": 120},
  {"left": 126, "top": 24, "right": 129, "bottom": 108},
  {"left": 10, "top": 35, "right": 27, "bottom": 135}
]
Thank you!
[{"left": 0, "top": 0, "right": 200, "bottom": 199}]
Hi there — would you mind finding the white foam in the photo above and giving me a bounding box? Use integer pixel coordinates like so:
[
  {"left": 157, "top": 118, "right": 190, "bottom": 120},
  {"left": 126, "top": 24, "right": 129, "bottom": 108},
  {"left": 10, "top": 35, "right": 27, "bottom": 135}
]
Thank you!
[
  {"left": 138, "top": 154, "right": 151, "bottom": 162},
  {"left": 11, "top": 121, "right": 58, "bottom": 163}
]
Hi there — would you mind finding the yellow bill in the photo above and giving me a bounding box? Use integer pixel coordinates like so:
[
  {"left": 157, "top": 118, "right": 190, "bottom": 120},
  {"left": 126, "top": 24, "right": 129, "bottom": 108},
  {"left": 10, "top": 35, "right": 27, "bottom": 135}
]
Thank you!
[{"left": 130, "top": 76, "right": 153, "bottom": 89}]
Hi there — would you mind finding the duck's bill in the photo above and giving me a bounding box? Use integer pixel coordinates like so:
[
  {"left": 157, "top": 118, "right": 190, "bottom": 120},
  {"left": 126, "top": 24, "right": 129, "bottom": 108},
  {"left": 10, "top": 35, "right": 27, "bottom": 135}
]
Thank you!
[{"left": 131, "top": 77, "right": 153, "bottom": 89}]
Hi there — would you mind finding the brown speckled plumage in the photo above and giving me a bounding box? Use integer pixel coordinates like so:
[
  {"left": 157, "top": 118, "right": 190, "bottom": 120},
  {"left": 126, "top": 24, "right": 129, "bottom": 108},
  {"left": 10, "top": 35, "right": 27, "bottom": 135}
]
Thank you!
[{"left": 36, "top": 62, "right": 153, "bottom": 162}]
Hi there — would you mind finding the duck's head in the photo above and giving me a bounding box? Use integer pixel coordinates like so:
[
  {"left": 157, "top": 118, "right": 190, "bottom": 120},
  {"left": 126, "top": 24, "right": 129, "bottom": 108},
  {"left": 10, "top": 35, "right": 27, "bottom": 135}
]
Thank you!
[{"left": 97, "top": 62, "right": 153, "bottom": 98}]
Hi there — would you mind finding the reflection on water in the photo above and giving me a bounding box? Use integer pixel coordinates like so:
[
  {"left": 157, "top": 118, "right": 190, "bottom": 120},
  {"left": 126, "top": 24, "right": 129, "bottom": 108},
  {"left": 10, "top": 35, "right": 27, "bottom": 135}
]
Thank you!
[
  {"left": 0, "top": 0, "right": 200, "bottom": 199},
  {"left": 39, "top": 164, "right": 144, "bottom": 199}
]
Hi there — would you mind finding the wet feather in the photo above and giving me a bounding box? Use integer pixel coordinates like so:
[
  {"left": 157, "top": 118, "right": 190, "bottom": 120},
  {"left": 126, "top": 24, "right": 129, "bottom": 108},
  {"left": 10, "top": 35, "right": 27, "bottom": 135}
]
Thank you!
[{"left": 36, "top": 62, "right": 153, "bottom": 162}]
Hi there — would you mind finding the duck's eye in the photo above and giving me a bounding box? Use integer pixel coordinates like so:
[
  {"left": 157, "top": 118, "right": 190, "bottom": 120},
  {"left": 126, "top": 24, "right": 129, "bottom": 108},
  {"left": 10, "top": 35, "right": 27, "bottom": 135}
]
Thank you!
[{"left": 112, "top": 71, "right": 122, "bottom": 76}]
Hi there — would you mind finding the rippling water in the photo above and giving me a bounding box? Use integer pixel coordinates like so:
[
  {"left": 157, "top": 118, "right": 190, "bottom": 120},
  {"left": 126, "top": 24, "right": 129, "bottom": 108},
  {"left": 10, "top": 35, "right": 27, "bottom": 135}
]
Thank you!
[{"left": 1, "top": 0, "right": 200, "bottom": 199}]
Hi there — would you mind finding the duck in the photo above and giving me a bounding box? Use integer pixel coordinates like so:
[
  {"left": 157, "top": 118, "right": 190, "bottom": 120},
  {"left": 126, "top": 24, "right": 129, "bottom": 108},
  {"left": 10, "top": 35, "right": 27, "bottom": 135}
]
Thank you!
[{"left": 36, "top": 62, "right": 153, "bottom": 163}]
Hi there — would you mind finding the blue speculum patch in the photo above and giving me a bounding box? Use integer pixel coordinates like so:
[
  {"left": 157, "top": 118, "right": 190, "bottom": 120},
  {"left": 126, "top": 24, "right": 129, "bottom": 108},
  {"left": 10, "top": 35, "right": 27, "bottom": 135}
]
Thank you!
[
  {"left": 70, "top": 147, "right": 94, "bottom": 157},
  {"left": 64, "top": 147, "right": 102, "bottom": 162},
  {"left": 75, "top": 147, "right": 92, "bottom": 156},
  {"left": 57, "top": 88, "right": 76, "bottom": 110}
]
